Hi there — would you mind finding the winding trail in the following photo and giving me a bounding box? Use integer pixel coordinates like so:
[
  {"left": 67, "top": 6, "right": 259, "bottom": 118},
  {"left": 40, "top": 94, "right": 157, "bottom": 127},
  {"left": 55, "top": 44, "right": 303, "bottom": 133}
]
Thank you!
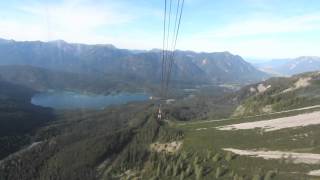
[
  {"left": 217, "top": 110, "right": 320, "bottom": 132},
  {"left": 308, "top": 169, "right": 320, "bottom": 176},
  {"left": 178, "top": 105, "right": 320, "bottom": 127}
]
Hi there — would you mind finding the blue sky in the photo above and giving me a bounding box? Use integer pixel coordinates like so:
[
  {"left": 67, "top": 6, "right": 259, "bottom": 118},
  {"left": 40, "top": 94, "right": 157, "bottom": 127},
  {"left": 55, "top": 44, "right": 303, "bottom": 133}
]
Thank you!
[{"left": 1, "top": 0, "right": 320, "bottom": 59}]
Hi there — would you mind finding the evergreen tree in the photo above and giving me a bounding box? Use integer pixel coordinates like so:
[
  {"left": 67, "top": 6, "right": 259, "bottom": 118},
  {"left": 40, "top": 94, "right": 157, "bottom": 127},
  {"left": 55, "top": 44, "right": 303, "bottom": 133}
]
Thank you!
[
  {"left": 185, "top": 164, "right": 193, "bottom": 176},
  {"left": 156, "top": 164, "right": 161, "bottom": 177},
  {"left": 213, "top": 153, "right": 220, "bottom": 162},
  {"left": 195, "top": 164, "right": 203, "bottom": 180},
  {"left": 173, "top": 164, "right": 179, "bottom": 176},
  {"left": 225, "top": 152, "right": 234, "bottom": 161},
  {"left": 165, "top": 164, "right": 172, "bottom": 176},
  {"left": 264, "top": 170, "right": 276, "bottom": 180},
  {"left": 216, "top": 167, "right": 222, "bottom": 178},
  {"left": 252, "top": 174, "right": 262, "bottom": 180},
  {"left": 180, "top": 172, "right": 185, "bottom": 180}
]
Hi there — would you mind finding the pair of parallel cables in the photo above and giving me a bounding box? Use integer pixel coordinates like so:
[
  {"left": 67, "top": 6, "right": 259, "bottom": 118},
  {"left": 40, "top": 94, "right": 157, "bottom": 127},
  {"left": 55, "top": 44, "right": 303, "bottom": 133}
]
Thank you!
[{"left": 160, "top": 0, "right": 185, "bottom": 99}]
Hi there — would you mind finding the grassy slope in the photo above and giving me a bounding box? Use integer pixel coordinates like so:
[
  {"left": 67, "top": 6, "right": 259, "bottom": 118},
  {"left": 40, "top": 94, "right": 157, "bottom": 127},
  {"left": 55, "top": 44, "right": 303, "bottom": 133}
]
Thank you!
[
  {"left": 233, "top": 71, "right": 320, "bottom": 116},
  {"left": 156, "top": 72, "right": 320, "bottom": 180},
  {"left": 175, "top": 105, "right": 320, "bottom": 180}
]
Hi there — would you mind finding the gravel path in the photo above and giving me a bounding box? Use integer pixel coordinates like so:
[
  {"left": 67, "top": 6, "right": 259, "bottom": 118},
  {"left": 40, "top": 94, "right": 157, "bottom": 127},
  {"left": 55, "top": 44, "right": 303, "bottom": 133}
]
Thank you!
[
  {"left": 308, "top": 169, "right": 320, "bottom": 176},
  {"left": 217, "top": 111, "right": 320, "bottom": 132},
  {"left": 179, "top": 105, "right": 320, "bottom": 126},
  {"left": 224, "top": 148, "right": 320, "bottom": 164}
]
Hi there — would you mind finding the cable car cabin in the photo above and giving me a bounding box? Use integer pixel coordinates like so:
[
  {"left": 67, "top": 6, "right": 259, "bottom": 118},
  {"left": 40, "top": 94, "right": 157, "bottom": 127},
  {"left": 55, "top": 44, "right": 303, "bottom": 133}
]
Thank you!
[{"left": 157, "top": 107, "right": 162, "bottom": 121}]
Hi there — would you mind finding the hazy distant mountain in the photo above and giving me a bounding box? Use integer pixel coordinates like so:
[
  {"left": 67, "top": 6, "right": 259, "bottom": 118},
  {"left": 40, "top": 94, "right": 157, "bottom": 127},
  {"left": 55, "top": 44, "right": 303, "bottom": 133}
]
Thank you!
[
  {"left": 0, "top": 38, "right": 267, "bottom": 85},
  {"left": 256, "top": 56, "right": 320, "bottom": 76}
]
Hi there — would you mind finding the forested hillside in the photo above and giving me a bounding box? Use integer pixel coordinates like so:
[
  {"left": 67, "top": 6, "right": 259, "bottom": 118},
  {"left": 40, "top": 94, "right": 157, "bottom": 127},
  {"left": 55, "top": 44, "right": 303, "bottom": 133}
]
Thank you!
[
  {"left": 233, "top": 71, "right": 320, "bottom": 116},
  {"left": 0, "top": 80, "right": 53, "bottom": 159}
]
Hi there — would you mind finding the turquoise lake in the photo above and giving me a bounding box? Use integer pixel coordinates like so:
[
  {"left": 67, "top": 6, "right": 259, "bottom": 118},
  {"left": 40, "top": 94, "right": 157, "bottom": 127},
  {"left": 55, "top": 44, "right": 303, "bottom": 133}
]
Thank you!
[{"left": 31, "top": 91, "right": 150, "bottom": 109}]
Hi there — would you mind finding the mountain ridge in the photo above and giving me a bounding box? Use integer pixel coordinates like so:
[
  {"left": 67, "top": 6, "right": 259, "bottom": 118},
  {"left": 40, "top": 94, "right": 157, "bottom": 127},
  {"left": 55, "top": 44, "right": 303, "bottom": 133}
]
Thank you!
[{"left": 0, "top": 38, "right": 268, "bottom": 85}]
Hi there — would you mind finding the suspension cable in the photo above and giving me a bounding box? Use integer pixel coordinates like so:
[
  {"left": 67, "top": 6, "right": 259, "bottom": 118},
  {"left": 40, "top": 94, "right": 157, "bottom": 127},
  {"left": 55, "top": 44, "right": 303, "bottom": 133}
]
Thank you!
[
  {"left": 160, "top": 0, "right": 185, "bottom": 100},
  {"left": 165, "top": 0, "right": 185, "bottom": 94},
  {"left": 161, "top": 0, "right": 167, "bottom": 98}
]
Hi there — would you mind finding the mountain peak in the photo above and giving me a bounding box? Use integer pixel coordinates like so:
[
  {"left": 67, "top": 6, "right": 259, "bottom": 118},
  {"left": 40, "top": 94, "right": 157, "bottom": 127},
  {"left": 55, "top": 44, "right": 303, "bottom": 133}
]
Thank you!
[
  {"left": 95, "top": 44, "right": 117, "bottom": 49},
  {"left": 0, "top": 38, "right": 14, "bottom": 43},
  {"left": 49, "top": 39, "right": 68, "bottom": 45}
]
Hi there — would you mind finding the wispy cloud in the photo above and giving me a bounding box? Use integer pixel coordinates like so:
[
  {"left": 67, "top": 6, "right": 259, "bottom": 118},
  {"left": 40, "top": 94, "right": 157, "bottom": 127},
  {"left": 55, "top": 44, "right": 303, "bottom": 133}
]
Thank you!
[
  {"left": 176, "top": 12, "right": 320, "bottom": 58},
  {"left": 0, "top": 0, "right": 157, "bottom": 44},
  {"left": 20, "top": 0, "right": 135, "bottom": 29},
  {"left": 1, "top": 0, "right": 320, "bottom": 59},
  {"left": 18, "top": 0, "right": 136, "bottom": 41},
  {"left": 0, "top": 20, "right": 48, "bottom": 41},
  {"left": 179, "top": 34, "right": 320, "bottom": 59},
  {"left": 204, "top": 13, "right": 320, "bottom": 38}
]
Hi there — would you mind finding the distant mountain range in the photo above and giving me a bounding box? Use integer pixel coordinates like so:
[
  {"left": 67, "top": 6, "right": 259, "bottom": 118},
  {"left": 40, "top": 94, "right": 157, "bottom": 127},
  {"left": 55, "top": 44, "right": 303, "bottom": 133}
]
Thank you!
[
  {"left": 255, "top": 56, "right": 320, "bottom": 76},
  {"left": 0, "top": 38, "right": 267, "bottom": 86}
]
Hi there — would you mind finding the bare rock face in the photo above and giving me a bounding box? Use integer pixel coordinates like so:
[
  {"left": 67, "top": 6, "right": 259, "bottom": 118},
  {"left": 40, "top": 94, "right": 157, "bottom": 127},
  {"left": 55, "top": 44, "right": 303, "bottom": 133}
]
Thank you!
[
  {"left": 282, "top": 77, "right": 312, "bottom": 93},
  {"left": 257, "top": 84, "right": 271, "bottom": 93},
  {"left": 150, "top": 141, "right": 183, "bottom": 153}
]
